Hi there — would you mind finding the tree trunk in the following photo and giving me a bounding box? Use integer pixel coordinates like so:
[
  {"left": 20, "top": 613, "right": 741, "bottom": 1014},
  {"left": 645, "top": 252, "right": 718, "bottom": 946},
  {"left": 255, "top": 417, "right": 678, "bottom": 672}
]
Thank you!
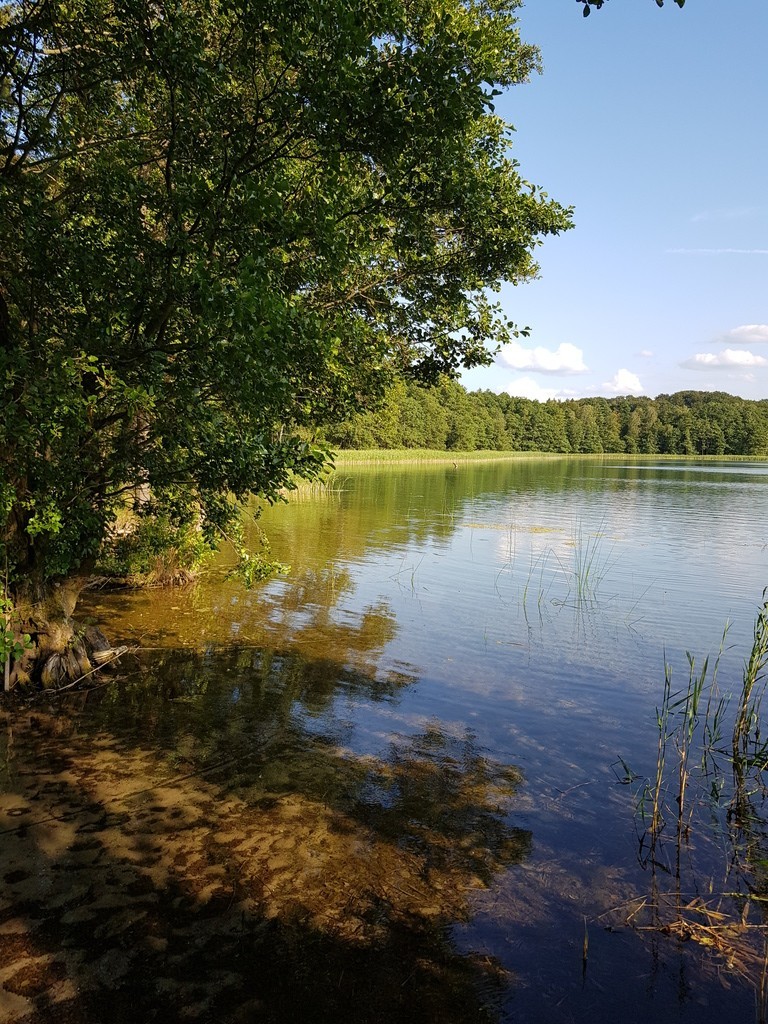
[{"left": 2, "top": 576, "right": 123, "bottom": 693}]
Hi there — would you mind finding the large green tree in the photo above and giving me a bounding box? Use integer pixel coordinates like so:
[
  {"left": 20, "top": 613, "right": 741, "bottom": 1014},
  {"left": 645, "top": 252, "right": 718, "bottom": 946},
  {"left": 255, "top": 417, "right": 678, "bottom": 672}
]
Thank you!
[
  {"left": 578, "top": 0, "right": 685, "bottom": 14},
  {"left": 1, "top": 0, "right": 571, "bottom": 598}
]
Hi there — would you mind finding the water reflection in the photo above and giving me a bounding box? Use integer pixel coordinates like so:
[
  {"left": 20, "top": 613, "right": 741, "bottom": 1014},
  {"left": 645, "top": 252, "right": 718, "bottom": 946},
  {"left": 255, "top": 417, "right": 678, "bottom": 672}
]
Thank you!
[
  {"left": 1, "top": 646, "right": 530, "bottom": 1023},
  {"left": 79, "top": 459, "right": 768, "bottom": 681},
  {"left": 13, "top": 457, "right": 768, "bottom": 1023}
]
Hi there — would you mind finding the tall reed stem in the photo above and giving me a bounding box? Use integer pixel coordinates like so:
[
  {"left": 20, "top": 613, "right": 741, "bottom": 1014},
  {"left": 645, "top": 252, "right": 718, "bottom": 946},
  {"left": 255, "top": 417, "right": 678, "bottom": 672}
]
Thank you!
[
  {"left": 733, "top": 590, "right": 768, "bottom": 766},
  {"left": 651, "top": 660, "right": 672, "bottom": 837}
]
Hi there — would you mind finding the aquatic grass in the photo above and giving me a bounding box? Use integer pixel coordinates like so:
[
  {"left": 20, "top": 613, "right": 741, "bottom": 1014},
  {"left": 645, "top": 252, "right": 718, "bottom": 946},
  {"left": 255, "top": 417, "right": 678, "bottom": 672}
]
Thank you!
[
  {"left": 288, "top": 473, "right": 351, "bottom": 500},
  {"left": 627, "top": 894, "right": 768, "bottom": 993},
  {"left": 638, "top": 629, "right": 729, "bottom": 849},
  {"left": 331, "top": 450, "right": 768, "bottom": 466},
  {"left": 758, "top": 945, "right": 768, "bottom": 1024},
  {"left": 634, "top": 657, "right": 682, "bottom": 841},
  {"left": 612, "top": 754, "right": 640, "bottom": 786},
  {"left": 570, "top": 520, "right": 615, "bottom": 604},
  {"left": 582, "top": 915, "right": 589, "bottom": 983},
  {"left": 649, "top": 657, "right": 673, "bottom": 838},
  {"left": 733, "top": 589, "right": 768, "bottom": 769},
  {"left": 440, "top": 488, "right": 457, "bottom": 524},
  {"left": 493, "top": 523, "right": 517, "bottom": 602},
  {"left": 623, "top": 599, "right": 768, "bottom": 1002},
  {"left": 701, "top": 632, "right": 730, "bottom": 780},
  {"left": 728, "top": 593, "right": 768, "bottom": 847},
  {"left": 521, "top": 546, "right": 565, "bottom": 614},
  {"left": 623, "top": 580, "right": 657, "bottom": 631},
  {"left": 673, "top": 651, "right": 713, "bottom": 850},
  {"left": 389, "top": 555, "right": 424, "bottom": 594},
  {"left": 332, "top": 449, "right": 564, "bottom": 465}
]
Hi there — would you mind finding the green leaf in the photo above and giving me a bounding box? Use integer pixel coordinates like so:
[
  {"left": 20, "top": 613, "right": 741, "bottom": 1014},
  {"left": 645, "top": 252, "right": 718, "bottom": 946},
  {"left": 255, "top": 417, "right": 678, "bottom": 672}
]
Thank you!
[{"left": 0, "top": 0, "right": 571, "bottom": 587}]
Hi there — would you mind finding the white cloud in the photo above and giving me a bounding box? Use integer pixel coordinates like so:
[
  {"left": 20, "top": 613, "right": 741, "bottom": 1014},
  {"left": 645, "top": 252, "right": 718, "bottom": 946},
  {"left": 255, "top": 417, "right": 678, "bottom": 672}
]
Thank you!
[
  {"left": 498, "top": 340, "right": 587, "bottom": 375},
  {"left": 691, "top": 206, "right": 767, "bottom": 223},
  {"left": 638, "top": 349, "right": 654, "bottom": 358},
  {"left": 667, "top": 248, "right": 768, "bottom": 256},
  {"left": 681, "top": 348, "right": 768, "bottom": 370},
  {"left": 723, "top": 324, "right": 768, "bottom": 345},
  {"left": 602, "top": 369, "right": 644, "bottom": 395},
  {"left": 503, "top": 377, "right": 575, "bottom": 402}
]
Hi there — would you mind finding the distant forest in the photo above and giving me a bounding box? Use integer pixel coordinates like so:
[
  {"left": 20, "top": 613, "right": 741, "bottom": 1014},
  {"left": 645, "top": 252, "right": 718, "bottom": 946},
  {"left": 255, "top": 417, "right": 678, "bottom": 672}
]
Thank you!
[{"left": 319, "top": 379, "right": 768, "bottom": 456}]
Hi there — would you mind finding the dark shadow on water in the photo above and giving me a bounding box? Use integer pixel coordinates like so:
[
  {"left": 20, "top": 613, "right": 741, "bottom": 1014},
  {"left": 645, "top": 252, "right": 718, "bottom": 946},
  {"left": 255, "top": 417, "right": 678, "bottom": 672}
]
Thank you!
[
  {"left": 3, "top": 644, "right": 760, "bottom": 1023},
  {"left": 0, "top": 646, "right": 531, "bottom": 1023}
]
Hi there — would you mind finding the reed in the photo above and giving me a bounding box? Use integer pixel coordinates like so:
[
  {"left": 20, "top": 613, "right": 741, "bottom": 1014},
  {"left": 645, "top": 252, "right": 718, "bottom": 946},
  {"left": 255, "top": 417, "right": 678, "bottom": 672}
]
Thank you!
[
  {"left": 733, "top": 589, "right": 768, "bottom": 767},
  {"left": 673, "top": 651, "right": 712, "bottom": 849},
  {"left": 571, "top": 521, "right": 614, "bottom": 604},
  {"left": 648, "top": 658, "right": 673, "bottom": 838},
  {"left": 332, "top": 449, "right": 561, "bottom": 465},
  {"left": 629, "top": 894, "right": 768, "bottom": 992},
  {"left": 287, "top": 473, "right": 350, "bottom": 500},
  {"left": 635, "top": 625, "right": 730, "bottom": 847},
  {"left": 521, "top": 546, "right": 562, "bottom": 614},
  {"left": 623, "top": 601, "right": 768, "bottom": 1004}
]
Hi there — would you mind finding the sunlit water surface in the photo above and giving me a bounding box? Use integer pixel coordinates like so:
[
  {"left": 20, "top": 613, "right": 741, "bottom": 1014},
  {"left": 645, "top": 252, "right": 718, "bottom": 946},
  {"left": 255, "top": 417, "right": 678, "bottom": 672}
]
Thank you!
[{"left": 5, "top": 457, "right": 768, "bottom": 1023}]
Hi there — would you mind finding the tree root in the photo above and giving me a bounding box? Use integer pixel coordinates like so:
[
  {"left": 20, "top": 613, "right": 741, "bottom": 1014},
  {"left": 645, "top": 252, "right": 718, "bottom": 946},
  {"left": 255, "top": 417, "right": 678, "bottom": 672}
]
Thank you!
[{"left": 6, "top": 622, "right": 126, "bottom": 693}]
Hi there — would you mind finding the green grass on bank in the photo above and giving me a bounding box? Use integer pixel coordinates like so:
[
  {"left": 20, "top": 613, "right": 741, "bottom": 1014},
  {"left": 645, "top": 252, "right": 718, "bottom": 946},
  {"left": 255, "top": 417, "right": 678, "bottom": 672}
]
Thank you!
[
  {"left": 331, "top": 449, "right": 768, "bottom": 466},
  {"left": 332, "top": 449, "right": 555, "bottom": 465}
]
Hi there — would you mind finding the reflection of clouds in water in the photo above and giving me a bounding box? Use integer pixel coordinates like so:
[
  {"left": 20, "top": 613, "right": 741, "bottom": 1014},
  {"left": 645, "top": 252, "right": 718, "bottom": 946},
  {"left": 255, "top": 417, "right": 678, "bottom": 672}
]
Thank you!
[
  {"left": 352, "top": 707, "right": 497, "bottom": 747},
  {"left": 473, "top": 481, "right": 762, "bottom": 599},
  {"left": 490, "top": 524, "right": 584, "bottom": 606},
  {"left": 488, "top": 518, "right": 621, "bottom": 572}
]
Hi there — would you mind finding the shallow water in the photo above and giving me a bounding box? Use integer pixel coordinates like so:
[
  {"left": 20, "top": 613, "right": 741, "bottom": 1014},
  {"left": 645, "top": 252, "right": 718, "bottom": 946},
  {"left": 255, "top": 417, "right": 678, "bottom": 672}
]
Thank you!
[{"left": 3, "top": 456, "right": 768, "bottom": 1022}]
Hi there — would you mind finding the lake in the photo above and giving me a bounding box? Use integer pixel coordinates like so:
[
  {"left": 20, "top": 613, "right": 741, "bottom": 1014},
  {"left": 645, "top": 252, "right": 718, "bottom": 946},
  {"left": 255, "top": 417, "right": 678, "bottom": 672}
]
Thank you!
[{"left": 2, "top": 456, "right": 768, "bottom": 1023}]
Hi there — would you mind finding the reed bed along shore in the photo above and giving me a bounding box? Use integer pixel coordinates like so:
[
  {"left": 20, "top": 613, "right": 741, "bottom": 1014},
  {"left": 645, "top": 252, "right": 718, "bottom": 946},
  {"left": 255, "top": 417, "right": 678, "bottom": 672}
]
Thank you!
[
  {"left": 615, "top": 592, "right": 768, "bottom": 1006},
  {"left": 332, "top": 449, "right": 557, "bottom": 465},
  {"left": 331, "top": 449, "right": 768, "bottom": 466}
]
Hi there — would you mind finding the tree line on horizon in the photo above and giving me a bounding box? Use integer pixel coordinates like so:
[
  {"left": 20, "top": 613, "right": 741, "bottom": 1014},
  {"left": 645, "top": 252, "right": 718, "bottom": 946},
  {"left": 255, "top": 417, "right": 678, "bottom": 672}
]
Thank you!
[{"left": 318, "top": 379, "right": 768, "bottom": 456}]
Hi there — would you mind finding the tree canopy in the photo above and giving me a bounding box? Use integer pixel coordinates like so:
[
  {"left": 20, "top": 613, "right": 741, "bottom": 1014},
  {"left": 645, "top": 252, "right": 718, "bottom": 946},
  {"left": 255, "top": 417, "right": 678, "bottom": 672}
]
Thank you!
[
  {"left": 323, "top": 380, "right": 768, "bottom": 458},
  {"left": 578, "top": 0, "right": 685, "bottom": 14},
  {"left": 0, "top": 0, "right": 571, "bottom": 595}
]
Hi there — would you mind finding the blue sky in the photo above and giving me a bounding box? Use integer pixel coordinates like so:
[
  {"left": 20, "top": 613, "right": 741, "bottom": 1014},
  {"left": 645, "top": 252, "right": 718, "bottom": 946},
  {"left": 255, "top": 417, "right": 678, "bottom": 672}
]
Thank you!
[{"left": 460, "top": 0, "right": 768, "bottom": 401}]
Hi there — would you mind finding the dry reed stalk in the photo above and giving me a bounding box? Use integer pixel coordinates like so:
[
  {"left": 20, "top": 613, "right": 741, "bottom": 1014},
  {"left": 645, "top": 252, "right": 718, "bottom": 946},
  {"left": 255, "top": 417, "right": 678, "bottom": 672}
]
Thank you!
[{"left": 631, "top": 893, "right": 768, "bottom": 990}]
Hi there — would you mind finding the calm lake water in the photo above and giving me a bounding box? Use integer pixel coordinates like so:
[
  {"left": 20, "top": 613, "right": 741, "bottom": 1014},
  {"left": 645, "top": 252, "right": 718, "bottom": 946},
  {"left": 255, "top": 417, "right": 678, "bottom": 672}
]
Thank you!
[{"left": 3, "top": 456, "right": 768, "bottom": 1023}]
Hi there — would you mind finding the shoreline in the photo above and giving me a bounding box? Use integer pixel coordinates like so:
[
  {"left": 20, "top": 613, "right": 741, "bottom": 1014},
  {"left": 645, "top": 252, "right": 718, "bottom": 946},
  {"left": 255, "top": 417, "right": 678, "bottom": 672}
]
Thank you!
[{"left": 330, "top": 449, "right": 768, "bottom": 466}]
